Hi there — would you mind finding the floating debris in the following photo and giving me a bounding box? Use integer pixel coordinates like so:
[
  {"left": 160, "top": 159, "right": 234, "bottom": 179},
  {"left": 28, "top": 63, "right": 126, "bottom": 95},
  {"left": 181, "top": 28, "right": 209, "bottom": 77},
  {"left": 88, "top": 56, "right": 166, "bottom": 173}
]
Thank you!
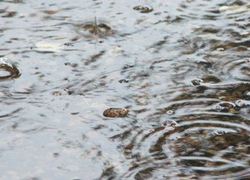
[
  {"left": 103, "top": 108, "right": 129, "bottom": 118},
  {"left": 133, "top": 5, "right": 153, "bottom": 13}
]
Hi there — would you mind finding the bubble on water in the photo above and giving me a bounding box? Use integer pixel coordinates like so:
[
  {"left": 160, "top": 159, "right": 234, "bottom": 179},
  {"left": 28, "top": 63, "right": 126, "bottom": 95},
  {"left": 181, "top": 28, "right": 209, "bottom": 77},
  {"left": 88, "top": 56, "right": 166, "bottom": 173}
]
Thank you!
[
  {"left": 166, "top": 110, "right": 174, "bottom": 115},
  {"left": 191, "top": 79, "right": 203, "bottom": 86},
  {"left": 215, "top": 101, "right": 236, "bottom": 112},
  {"left": 216, "top": 47, "right": 225, "bottom": 51}
]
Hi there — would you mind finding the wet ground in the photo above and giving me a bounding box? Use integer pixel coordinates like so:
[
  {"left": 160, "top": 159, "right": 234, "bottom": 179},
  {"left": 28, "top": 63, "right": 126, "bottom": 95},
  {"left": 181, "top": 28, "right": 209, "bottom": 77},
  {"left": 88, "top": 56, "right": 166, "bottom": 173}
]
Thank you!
[{"left": 0, "top": 0, "right": 250, "bottom": 179}]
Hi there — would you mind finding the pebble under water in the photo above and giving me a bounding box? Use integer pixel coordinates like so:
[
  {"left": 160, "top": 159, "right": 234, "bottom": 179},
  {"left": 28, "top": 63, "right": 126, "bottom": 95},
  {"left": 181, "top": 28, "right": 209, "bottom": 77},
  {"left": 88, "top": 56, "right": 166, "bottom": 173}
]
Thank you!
[{"left": 0, "top": 0, "right": 250, "bottom": 179}]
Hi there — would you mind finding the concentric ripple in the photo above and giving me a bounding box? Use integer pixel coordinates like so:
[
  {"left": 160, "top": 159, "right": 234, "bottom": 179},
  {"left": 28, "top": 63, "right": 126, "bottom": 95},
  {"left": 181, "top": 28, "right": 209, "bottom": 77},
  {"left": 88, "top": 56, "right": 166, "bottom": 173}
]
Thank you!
[
  {"left": 74, "top": 19, "right": 115, "bottom": 39},
  {"left": 133, "top": 5, "right": 153, "bottom": 14},
  {"left": 166, "top": 113, "right": 250, "bottom": 176},
  {"left": 116, "top": 92, "right": 250, "bottom": 178}
]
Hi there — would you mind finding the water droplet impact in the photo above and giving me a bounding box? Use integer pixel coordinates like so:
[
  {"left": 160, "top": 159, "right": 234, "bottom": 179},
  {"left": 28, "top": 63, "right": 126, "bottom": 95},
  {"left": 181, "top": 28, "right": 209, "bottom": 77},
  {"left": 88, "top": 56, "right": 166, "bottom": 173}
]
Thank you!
[
  {"left": 133, "top": 5, "right": 153, "bottom": 13},
  {"left": 0, "top": 58, "right": 21, "bottom": 81}
]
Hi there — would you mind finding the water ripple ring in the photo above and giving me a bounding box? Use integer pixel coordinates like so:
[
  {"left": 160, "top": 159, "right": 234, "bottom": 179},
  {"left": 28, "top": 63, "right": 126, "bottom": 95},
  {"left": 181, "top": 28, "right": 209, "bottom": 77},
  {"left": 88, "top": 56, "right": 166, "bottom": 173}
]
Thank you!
[{"left": 0, "top": 63, "right": 21, "bottom": 80}]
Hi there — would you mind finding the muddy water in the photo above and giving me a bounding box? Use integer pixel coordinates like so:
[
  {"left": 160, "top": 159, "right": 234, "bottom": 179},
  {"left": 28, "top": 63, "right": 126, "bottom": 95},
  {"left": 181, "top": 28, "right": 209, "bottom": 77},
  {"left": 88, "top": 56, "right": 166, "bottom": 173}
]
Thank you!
[{"left": 0, "top": 0, "right": 250, "bottom": 179}]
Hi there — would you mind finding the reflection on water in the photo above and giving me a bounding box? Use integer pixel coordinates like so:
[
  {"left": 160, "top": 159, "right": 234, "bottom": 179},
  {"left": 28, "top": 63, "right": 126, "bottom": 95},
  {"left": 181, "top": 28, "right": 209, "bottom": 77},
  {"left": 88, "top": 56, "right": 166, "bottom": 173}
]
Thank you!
[{"left": 0, "top": 0, "right": 249, "bottom": 179}]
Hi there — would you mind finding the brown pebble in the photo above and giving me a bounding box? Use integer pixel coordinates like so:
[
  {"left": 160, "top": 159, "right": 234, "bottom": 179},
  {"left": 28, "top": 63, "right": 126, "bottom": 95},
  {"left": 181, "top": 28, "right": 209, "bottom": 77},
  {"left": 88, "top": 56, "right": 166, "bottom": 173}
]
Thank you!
[{"left": 103, "top": 108, "right": 129, "bottom": 118}]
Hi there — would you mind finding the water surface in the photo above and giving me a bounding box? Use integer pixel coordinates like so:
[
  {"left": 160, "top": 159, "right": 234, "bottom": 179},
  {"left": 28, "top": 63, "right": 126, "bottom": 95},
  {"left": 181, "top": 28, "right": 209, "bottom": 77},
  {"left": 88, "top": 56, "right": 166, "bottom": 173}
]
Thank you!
[{"left": 0, "top": 0, "right": 250, "bottom": 179}]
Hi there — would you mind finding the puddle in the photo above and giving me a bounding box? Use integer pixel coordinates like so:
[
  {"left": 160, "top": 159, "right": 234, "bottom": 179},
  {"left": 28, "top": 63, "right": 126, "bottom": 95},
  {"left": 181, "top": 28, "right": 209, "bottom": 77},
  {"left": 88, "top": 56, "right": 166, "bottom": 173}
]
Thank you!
[{"left": 0, "top": 0, "right": 249, "bottom": 179}]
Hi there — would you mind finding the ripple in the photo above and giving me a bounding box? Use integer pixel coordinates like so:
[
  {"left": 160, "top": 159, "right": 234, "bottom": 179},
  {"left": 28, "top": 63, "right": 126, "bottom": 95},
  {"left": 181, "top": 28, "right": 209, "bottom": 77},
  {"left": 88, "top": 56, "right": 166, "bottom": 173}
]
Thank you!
[
  {"left": 170, "top": 60, "right": 210, "bottom": 85},
  {"left": 0, "top": 58, "right": 21, "bottom": 81},
  {"left": 155, "top": 115, "right": 248, "bottom": 177},
  {"left": 223, "top": 59, "right": 250, "bottom": 81},
  {"left": 74, "top": 18, "right": 115, "bottom": 39},
  {"left": 117, "top": 92, "right": 250, "bottom": 178},
  {"left": 168, "top": 115, "right": 250, "bottom": 175},
  {"left": 0, "top": 108, "right": 22, "bottom": 119},
  {"left": 1, "top": 0, "right": 250, "bottom": 179},
  {"left": 133, "top": 5, "right": 153, "bottom": 14}
]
